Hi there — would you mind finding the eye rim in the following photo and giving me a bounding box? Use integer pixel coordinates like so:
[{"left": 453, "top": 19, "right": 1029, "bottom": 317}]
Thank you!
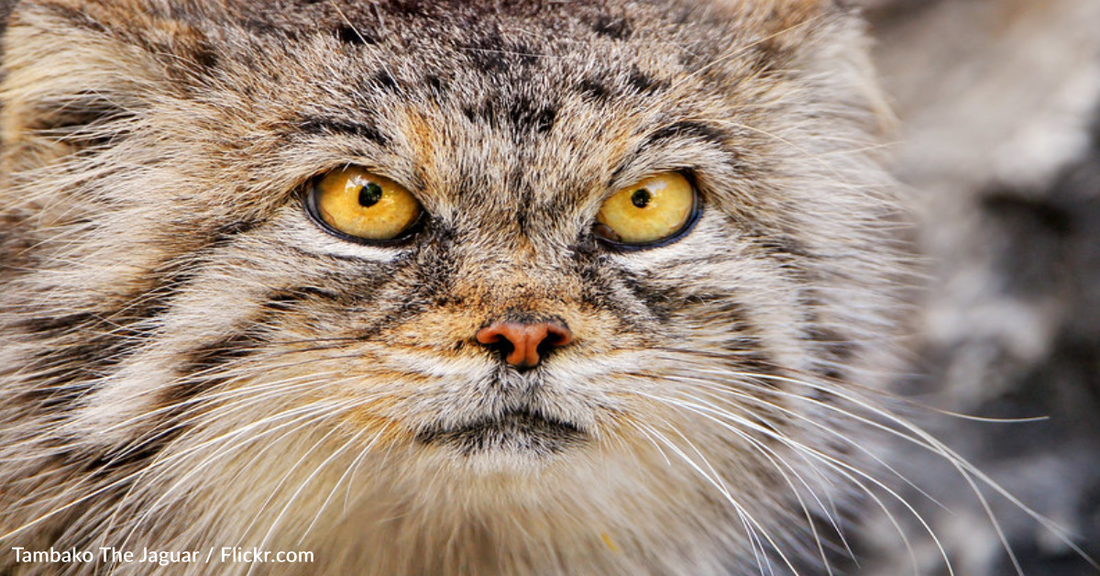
[
  {"left": 592, "top": 171, "right": 703, "bottom": 252},
  {"left": 303, "top": 168, "right": 426, "bottom": 246}
]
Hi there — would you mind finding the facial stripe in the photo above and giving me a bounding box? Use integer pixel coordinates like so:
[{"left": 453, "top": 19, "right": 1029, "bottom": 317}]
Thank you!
[{"left": 299, "top": 116, "right": 390, "bottom": 147}]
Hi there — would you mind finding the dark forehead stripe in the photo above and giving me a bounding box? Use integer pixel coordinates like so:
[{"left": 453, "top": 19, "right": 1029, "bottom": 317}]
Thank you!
[
  {"left": 508, "top": 96, "right": 558, "bottom": 136},
  {"left": 577, "top": 77, "right": 612, "bottom": 102},
  {"left": 610, "top": 121, "right": 735, "bottom": 183},
  {"left": 462, "top": 30, "right": 512, "bottom": 75},
  {"left": 627, "top": 67, "right": 668, "bottom": 94},
  {"left": 299, "top": 116, "right": 390, "bottom": 147},
  {"left": 230, "top": 0, "right": 561, "bottom": 23},
  {"left": 645, "top": 121, "right": 730, "bottom": 149},
  {"left": 461, "top": 95, "right": 559, "bottom": 139},
  {"left": 211, "top": 0, "right": 719, "bottom": 66}
]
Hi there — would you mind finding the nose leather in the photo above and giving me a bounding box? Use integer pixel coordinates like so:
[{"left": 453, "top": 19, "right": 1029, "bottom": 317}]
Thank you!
[{"left": 475, "top": 320, "right": 573, "bottom": 369}]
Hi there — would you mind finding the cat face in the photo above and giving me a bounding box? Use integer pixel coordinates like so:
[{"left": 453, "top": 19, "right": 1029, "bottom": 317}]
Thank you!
[{"left": 0, "top": 1, "right": 902, "bottom": 574}]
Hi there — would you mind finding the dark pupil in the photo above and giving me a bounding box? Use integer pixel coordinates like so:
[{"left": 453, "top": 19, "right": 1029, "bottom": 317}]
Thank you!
[
  {"left": 358, "top": 183, "right": 384, "bottom": 207},
  {"left": 631, "top": 188, "right": 652, "bottom": 208}
]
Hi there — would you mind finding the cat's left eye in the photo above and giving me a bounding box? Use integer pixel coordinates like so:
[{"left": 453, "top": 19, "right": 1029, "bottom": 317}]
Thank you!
[
  {"left": 594, "top": 172, "right": 699, "bottom": 248},
  {"left": 306, "top": 167, "right": 422, "bottom": 243}
]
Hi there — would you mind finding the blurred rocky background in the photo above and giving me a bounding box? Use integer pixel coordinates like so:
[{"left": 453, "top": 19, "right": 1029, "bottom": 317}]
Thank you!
[{"left": 850, "top": 0, "right": 1100, "bottom": 574}]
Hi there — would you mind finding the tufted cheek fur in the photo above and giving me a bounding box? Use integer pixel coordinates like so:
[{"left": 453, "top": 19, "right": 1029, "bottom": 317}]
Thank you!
[{"left": 0, "top": 1, "right": 910, "bottom": 575}]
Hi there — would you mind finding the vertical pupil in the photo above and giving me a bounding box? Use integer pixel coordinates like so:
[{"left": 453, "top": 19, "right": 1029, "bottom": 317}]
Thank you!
[
  {"left": 358, "top": 183, "right": 384, "bottom": 207},
  {"left": 631, "top": 188, "right": 652, "bottom": 208}
]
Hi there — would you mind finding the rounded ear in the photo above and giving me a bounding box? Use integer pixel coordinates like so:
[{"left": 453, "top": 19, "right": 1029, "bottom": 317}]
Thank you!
[
  {"left": 706, "top": 0, "right": 854, "bottom": 48},
  {"left": 761, "top": 0, "right": 856, "bottom": 44},
  {"left": 770, "top": 0, "right": 838, "bottom": 23},
  {"left": 0, "top": 1, "right": 213, "bottom": 170},
  {"left": 706, "top": 0, "right": 890, "bottom": 133},
  {"left": 767, "top": 0, "right": 894, "bottom": 134}
]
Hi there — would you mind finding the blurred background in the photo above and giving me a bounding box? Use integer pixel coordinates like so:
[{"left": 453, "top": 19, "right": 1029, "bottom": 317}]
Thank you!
[{"left": 850, "top": 1, "right": 1100, "bottom": 574}]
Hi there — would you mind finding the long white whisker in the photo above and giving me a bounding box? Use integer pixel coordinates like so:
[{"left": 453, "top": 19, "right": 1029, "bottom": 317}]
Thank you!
[
  {"left": 641, "top": 389, "right": 947, "bottom": 576},
  {"left": 635, "top": 420, "right": 805, "bottom": 576},
  {"left": 298, "top": 427, "right": 388, "bottom": 545}
]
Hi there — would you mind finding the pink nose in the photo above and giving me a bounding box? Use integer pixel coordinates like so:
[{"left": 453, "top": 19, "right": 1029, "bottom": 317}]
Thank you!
[{"left": 475, "top": 320, "right": 573, "bottom": 369}]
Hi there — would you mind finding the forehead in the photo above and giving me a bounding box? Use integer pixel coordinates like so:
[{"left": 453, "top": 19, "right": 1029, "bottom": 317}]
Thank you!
[
  {"left": 208, "top": 0, "right": 737, "bottom": 110},
  {"left": 200, "top": 0, "right": 754, "bottom": 117},
  {"left": 220, "top": 0, "right": 715, "bottom": 48},
  {"left": 139, "top": 0, "right": 771, "bottom": 219}
]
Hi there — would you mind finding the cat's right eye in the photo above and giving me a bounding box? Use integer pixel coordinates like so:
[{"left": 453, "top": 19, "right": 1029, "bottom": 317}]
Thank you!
[{"left": 306, "top": 167, "right": 423, "bottom": 243}]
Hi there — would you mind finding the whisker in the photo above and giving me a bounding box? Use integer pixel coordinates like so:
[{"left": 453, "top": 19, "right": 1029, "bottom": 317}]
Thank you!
[{"left": 634, "top": 421, "right": 805, "bottom": 576}]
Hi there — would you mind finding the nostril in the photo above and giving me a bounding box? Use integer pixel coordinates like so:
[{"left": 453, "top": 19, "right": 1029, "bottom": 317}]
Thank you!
[
  {"left": 475, "top": 320, "right": 573, "bottom": 369},
  {"left": 541, "top": 323, "right": 572, "bottom": 350},
  {"left": 475, "top": 326, "right": 516, "bottom": 358}
]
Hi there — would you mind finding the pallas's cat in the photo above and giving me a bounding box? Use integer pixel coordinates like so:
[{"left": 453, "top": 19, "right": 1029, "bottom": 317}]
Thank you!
[{"left": 0, "top": 1, "right": 906, "bottom": 574}]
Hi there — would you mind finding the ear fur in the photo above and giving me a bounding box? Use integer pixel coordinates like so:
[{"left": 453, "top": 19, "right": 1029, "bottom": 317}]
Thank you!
[
  {"left": 707, "top": 0, "right": 891, "bottom": 133},
  {"left": 0, "top": 0, "right": 212, "bottom": 170}
]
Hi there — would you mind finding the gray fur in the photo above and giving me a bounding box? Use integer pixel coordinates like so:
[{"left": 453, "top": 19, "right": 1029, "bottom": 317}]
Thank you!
[{"left": 0, "top": 1, "right": 908, "bottom": 575}]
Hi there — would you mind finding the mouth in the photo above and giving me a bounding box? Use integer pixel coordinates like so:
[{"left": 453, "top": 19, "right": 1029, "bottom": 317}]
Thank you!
[{"left": 415, "top": 408, "right": 585, "bottom": 456}]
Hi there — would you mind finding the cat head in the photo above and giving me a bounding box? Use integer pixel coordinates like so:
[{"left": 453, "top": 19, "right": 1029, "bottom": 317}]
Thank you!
[{"left": 0, "top": 0, "right": 903, "bottom": 573}]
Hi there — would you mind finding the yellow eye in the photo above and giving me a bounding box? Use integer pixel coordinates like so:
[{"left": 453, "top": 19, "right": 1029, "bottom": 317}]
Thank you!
[
  {"left": 595, "top": 172, "right": 697, "bottom": 245},
  {"left": 308, "top": 167, "right": 422, "bottom": 242}
]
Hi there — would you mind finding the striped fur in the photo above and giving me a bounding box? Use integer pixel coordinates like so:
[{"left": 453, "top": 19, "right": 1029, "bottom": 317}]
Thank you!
[{"left": 0, "top": 1, "right": 908, "bottom": 575}]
